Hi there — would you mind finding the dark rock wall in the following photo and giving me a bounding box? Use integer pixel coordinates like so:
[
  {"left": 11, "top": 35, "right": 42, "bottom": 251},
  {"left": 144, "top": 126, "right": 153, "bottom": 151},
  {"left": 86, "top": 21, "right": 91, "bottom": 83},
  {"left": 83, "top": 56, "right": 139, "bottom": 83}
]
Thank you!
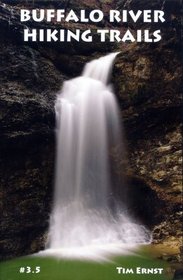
[
  {"left": 0, "top": 42, "right": 60, "bottom": 259},
  {"left": 0, "top": 0, "right": 182, "bottom": 260}
]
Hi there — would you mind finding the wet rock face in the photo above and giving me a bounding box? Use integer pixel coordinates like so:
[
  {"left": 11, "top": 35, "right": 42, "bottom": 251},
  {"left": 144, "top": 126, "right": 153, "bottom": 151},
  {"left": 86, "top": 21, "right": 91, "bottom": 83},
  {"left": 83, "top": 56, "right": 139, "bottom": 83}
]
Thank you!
[
  {"left": 113, "top": 40, "right": 182, "bottom": 251},
  {"left": 125, "top": 176, "right": 166, "bottom": 228},
  {"left": 129, "top": 126, "right": 182, "bottom": 196},
  {"left": 0, "top": 42, "right": 61, "bottom": 259},
  {"left": 0, "top": 0, "right": 182, "bottom": 260},
  {"left": 0, "top": 11, "right": 65, "bottom": 258},
  {"left": 0, "top": 143, "right": 54, "bottom": 259},
  {"left": 113, "top": 42, "right": 181, "bottom": 112},
  {"left": 153, "top": 212, "right": 182, "bottom": 244}
]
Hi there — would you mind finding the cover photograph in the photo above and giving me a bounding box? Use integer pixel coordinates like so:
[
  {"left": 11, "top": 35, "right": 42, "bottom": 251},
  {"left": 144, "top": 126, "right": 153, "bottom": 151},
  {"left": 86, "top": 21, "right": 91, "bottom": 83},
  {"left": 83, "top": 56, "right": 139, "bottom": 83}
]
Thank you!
[{"left": 0, "top": 0, "right": 182, "bottom": 279}]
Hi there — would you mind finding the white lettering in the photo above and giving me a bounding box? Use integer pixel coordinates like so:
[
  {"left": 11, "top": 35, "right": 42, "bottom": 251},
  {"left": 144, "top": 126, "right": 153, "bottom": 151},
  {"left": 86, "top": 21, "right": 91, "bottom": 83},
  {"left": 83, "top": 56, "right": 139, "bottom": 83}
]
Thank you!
[
  {"left": 153, "top": 30, "right": 162, "bottom": 42},
  {"left": 65, "top": 10, "right": 79, "bottom": 22},
  {"left": 129, "top": 10, "right": 142, "bottom": 22},
  {"left": 24, "top": 28, "right": 37, "bottom": 41},
  {"left": 81, "top": 30, "right": 92, "bottom": 42},
  {"left": 122, "top": 30, "right": 135, "bottom": 42},
  {"left": 154, "top": 10, "right": 165, "bottom": 22},
  {"left": 116, "top": 267, "right": 122, "bottom": 274},
  {"left": 110, "top": 30, "right": 121, "bottom": 42},
  {"left": 47, "top": 9, "right": 55, "bottom": 22},
  {"left": 20, "top": 9, "right": 30, "bottom": 22},
  {"left": 144, "top": 10, "right": 152, "bottom": 22},
  {"left": 32, "top": 9, "right": 45, "bottom": 22},
  {"left": 144, "top": 30, "right": 153, "bottom": 42},
  {"left": 109, "top": 10, "right": 121, "bottom": 22},
  {"left": 97, "top": 30, "right": 109, "bottom": 42},
  {"left": 90, "top": 10, "right": 103, "bottom": 22},
  {"left": 80, "top": 10, "right": 89, "bottom": 22},
  {"left": 56, "top": 10, "right": 65, "bottom": 21},
  {"left": 47, "top": 29, "right": 58, "bottom": 41}
]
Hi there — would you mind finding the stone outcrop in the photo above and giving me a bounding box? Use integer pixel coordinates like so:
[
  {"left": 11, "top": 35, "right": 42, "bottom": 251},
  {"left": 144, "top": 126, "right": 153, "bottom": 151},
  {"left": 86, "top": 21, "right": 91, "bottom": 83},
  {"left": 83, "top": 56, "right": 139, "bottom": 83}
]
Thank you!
[{"left": 0, "top": 0, "right": 182, "bottom": 260}]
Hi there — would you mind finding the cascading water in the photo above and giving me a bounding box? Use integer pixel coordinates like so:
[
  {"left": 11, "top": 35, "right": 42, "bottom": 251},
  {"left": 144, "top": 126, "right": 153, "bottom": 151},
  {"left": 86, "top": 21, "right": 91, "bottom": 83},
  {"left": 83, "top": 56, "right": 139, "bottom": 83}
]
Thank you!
[{"left": 42, "top": 53, "right": 151, "bottom": 259}]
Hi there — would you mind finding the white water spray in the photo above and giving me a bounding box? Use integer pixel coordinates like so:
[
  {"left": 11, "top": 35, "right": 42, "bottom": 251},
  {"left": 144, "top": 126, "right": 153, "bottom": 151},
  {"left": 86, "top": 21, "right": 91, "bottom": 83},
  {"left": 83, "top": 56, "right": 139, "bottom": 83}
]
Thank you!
[{"left": 43, "top": 53, "right": 150, "bottom": 259}]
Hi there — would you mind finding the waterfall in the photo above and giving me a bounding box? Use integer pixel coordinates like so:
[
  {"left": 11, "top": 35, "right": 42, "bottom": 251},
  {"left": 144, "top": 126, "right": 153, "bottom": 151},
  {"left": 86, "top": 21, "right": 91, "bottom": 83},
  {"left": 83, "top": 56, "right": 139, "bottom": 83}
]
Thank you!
[{"left": 44, "top": 53, "right": 150, "bottom": 258}]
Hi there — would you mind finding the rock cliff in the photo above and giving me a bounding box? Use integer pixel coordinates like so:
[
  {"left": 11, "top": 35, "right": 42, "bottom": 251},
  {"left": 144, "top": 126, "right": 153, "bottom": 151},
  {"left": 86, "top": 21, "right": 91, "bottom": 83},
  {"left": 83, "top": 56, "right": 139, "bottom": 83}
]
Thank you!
[{"left": 0, "top": 0, "right": 182, "bottom": 260}]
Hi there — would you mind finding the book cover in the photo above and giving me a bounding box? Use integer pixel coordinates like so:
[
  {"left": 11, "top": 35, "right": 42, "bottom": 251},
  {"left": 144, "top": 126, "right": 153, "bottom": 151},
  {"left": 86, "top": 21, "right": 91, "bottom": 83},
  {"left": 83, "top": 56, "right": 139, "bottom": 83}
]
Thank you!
[{"left": 0, "top": 1, "right": 182, "bottom": 280}]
